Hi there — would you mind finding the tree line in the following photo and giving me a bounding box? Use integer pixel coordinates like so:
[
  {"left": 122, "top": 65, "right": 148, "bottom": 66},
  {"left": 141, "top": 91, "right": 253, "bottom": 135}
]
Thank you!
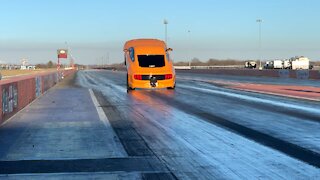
[
  {"left": 174, "top": 58, "right": 320, "bottom": 66},
  {"left": 35, "top": 61, "right": 56, "bottom": 69},
  {"left": 174, "top": 58, "right": 246, "bottom": 66}
]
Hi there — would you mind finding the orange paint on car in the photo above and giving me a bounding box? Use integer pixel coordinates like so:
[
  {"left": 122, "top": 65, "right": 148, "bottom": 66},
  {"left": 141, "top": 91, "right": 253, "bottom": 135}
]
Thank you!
[{"left": 124, "top": 39, "right": 176, "bottom": 90}]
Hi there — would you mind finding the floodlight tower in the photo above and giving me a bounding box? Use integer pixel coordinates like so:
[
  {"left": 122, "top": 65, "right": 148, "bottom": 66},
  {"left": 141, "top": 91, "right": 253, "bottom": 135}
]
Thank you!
[{"left": 164, "top": 19, "right": 168, "bottom": 45}]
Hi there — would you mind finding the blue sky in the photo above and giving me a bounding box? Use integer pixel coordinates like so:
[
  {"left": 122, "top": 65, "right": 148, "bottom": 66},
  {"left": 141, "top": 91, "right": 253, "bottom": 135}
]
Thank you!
[{"left": 0, "top": 0, "right": 320, "bottom": 64}]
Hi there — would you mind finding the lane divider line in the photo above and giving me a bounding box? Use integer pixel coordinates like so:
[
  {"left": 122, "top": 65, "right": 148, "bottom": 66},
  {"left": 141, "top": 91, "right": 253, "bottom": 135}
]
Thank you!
[{"left": 88, "top": 89, "right": 128, "bottom": 157}]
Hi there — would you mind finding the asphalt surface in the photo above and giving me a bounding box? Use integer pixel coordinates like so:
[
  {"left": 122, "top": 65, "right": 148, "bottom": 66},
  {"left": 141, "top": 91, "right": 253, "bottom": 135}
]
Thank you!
[
  {"left": 76, "top": 70, "right": 320, "bottom": 179},
  {"left": 0, "top": 70, "right": 319, "bottom": 179}
]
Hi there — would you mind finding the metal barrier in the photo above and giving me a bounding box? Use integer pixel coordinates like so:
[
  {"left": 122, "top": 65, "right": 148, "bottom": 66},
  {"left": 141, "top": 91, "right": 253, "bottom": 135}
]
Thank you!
[
  {"left": 174, "top": 65, "right": 244, "bottom": 70},
  {"left": 176, "top": 69, "right": 320, "bottom": 80}
]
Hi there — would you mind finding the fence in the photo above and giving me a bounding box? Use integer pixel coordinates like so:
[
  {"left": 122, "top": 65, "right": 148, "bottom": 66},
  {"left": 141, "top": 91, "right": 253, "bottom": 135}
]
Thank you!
[{"left": 0, "top": 70, "right": 76, "bottom": 125}]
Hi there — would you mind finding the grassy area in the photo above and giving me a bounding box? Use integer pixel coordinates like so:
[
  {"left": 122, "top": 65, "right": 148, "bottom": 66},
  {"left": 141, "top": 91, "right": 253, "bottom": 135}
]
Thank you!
[{"left": 0, "top": 69, "right": 56, "bottom": 78}]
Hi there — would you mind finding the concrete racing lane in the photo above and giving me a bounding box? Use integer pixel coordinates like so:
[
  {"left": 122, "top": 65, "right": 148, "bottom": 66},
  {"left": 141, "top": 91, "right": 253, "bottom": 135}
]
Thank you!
[{"left": 74, "top": 70, "right": 320, "bottom": 179}]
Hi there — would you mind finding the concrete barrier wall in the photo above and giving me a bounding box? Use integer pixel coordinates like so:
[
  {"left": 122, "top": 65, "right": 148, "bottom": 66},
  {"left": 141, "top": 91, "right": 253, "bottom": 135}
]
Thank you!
[
  {"left": 308, "top": 70, "right": 320, "bottom": 79},
  {"left": 177, "top": 69, "right": 320, "bottom": 80},
  {"left": 0, "top": 70, "right": 75, "bottom": 125}
]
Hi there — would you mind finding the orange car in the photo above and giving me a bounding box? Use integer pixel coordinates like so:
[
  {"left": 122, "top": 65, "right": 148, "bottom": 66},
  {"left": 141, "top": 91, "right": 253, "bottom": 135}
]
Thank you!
[{"left": 124, "top": 39, "right": 176, "bottom": 90}]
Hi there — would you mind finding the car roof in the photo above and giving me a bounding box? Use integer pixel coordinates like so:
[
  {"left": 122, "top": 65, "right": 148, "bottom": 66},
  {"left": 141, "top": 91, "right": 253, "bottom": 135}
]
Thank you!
[{"left": 123, "top": 39, "right": 166, "bottom": 50}]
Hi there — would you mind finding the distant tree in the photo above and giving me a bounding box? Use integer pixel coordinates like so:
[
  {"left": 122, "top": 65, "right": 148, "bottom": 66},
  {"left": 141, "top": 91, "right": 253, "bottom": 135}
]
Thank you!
[
  {"left": 173, "top": 58, "right": 250, "bottom": 66},
  {"left": 174, "top": 61, "right": 189, "bottom": 66},
  {"left": 191, "top": 58, "right": 206, "bottom": 66},
  {"left": 47, "top": 61, "right": 54, "bottom": 68},
  {"left": 35, "top": 64, "right": 46, "bottom": 69},
  {"left": 313, "top": 61, "right": 320, "bottom": 66},
  {"left": 207, "top": 59, "right": 219, "bottom": 66},
  {"left": 191, "top": 58, "right": 201, "bottom": 64}
]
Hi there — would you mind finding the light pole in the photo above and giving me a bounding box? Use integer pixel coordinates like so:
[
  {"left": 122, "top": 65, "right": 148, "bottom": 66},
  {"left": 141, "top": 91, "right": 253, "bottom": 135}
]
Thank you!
[
  {"left": 187, "top": 30, "right": 191, "bottom": 66},
  {"left": 256, "top": 19, "right": 262, "bottom": 69},
  {"left": 64, "top": 41, "right": 76, "bottom": 69},
  {"left": 164, "top": 19, "right": 168, "bottom": 45},
  {"left": 65, "top": 41, "right": 73, "bottom": 68},
  {"left": 107, "top": 52, "right": 109, "bottom": 66}
]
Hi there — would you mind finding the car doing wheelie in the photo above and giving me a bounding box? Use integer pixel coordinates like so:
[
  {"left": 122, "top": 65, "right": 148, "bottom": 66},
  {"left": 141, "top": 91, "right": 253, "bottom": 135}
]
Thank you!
[{"left": 124, "top": 39, "right": 176, "bottom": 91}]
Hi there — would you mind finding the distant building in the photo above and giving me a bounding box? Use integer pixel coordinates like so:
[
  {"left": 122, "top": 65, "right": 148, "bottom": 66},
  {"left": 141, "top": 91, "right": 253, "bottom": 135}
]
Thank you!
[{"left": 20, "top": 65, "right": 36, "bottom": 70}]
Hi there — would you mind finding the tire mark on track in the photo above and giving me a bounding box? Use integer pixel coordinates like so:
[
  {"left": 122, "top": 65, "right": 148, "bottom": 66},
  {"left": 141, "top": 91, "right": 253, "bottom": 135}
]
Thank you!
[
  {"left": 0, "top": 157, "right": 169, "bottom": 174},
  {"left": 92, "top": 90, "right": 178, "bottom": 179},
  {"left": 180, "top": 84, "right": 320, "bottom": 123},
  {"left": 149, "top": 91, "right": 320, "bottom": 168},
  {"left": 93, "top": 90, "right": 154, "bottom": 156}
]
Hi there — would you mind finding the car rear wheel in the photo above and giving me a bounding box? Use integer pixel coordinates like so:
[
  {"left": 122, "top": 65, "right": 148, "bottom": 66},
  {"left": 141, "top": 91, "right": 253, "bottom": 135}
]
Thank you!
[
  {"left": 126, "top": 74, "right": 130, "bottom": 91},
  {"left": 126, "top": 74, "right": 135, "bottom": 91},
  {"left": 167, "top": 83, "right": 176, "bottom": 90}
]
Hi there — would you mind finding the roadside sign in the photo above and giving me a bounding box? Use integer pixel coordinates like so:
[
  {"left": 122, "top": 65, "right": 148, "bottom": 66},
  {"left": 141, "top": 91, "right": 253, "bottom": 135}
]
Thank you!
[{"left": 57, "top": 49, "right": 68, "bottom": 59}]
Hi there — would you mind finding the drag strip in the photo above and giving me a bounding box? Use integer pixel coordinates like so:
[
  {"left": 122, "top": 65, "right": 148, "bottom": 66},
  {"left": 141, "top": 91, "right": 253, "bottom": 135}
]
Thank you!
[{"left": 75, "top": 70, "right": 320, "bottom": 179}]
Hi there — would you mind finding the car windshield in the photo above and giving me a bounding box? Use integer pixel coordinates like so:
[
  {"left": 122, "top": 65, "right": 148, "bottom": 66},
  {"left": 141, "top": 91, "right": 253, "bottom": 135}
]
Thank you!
[{"left": 138, "top": 55, "right": 165, "bottom": 67}]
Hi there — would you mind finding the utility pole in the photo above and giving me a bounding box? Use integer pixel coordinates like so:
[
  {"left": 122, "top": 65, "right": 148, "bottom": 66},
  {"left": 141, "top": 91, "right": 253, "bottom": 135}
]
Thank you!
[
  {"left": 107, "top": 52, "right": 109, "bottom": 66},
  {"left": 187, "top": 30, "right": 191, "bottom": 67},
  {"left": 256, "top": 19, "right": 262, "bottom": 69},
  {"left": 65, "top": 41, "right": 70, "bottom": 68}
]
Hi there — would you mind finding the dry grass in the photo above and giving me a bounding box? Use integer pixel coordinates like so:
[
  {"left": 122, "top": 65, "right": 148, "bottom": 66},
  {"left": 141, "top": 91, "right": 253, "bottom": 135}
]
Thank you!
[{"left": 1, "top": 69, "right": 56, "bottom": 78}]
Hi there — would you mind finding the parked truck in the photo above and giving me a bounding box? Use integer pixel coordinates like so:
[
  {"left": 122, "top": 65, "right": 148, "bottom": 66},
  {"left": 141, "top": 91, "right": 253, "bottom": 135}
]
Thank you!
[
  {"left": 264, "top": 60, "right": 284, "bottom": 69},
  {"left": 264, "top": 56, "right": 310, "bottom": 70},
  {"left": 273, "top": 59, "right": 284, "bottom": 69},
  {"left": 244, "top": 61, "right": 257, "bottom": 69},
  {"left": 290, "top": 56, "right": 310, "bottom": 70},
  {"left": 264, "top": 61, "right": 273, "bottom": 69}
]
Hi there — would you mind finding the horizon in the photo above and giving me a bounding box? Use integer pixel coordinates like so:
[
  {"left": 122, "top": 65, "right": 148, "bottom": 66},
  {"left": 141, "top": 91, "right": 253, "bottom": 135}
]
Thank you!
[{"left": 1, "top": 0, "right": 320, "bottom": 65}]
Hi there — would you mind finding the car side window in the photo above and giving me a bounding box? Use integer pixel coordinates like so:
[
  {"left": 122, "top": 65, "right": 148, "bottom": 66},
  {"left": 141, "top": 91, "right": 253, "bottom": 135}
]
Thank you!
[{"left": 129, "top": 47, "right": 135, "bottom": 62}]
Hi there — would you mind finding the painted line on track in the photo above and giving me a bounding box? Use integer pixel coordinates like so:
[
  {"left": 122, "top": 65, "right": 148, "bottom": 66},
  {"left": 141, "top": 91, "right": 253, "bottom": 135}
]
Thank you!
[{"left": 89, "top": 89, "right": 128, "bottom": 157}]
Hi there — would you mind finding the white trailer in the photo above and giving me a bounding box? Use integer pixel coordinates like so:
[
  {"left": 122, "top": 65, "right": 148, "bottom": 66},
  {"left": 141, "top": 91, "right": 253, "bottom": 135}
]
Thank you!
[
  {"left": 290, "top": 56, "right": 309, "bottom": 70},
  {"left": 273, "top": 60, "right": 283, "bottom": 69}
]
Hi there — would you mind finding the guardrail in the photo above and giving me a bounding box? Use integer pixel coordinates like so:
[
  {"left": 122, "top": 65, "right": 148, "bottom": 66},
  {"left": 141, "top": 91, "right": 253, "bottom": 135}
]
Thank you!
[
  {"left": 174, "top": 65, "right": 244, "bottom": 70},
  {"left": 174, "top": 66, "right": 192, "bottom": 70},
  {"left": 0, "top": 70, "right": 76, "bottom": 125},
  {"left": 176, "top": 69, "right": 320, "bottom": 80}
]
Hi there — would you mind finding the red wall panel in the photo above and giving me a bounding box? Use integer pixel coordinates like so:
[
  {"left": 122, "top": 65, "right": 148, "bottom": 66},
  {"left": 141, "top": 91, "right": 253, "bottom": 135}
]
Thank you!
[{"left": 0, "top": 70, "right": 76, "bottom": 125}]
